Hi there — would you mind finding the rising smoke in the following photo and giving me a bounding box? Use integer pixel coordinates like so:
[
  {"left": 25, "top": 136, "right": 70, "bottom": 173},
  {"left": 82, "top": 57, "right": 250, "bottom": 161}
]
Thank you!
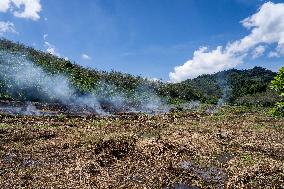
[
  {"left": 216, "top": 72, "right": 232, "bottom": 106},
  {"left": 0, "top": 50, "right": 166, "bottom": 115}
]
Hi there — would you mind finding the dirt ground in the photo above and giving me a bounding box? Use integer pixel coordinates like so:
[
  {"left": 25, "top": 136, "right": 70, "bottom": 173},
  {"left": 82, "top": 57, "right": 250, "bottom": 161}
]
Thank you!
[{"left": 0, "top": 106, "right": 284, "bottom": 188}]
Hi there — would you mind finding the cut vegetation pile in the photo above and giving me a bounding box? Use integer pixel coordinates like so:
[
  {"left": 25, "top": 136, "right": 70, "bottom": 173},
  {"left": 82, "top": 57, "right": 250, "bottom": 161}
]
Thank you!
[{"left": 0, "top": 106, "right": 283, "bottom": 188}]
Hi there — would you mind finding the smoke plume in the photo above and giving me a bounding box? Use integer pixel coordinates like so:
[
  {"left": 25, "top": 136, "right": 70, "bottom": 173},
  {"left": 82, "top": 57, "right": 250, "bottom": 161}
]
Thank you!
[{"left": 0, "top": 50, "right": 166, "bottom": 115}]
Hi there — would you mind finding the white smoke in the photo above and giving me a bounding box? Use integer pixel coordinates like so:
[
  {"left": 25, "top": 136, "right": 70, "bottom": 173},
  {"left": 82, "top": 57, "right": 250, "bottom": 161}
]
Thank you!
[
  {"left": 0, "top": 50, "right": 167, "bottom": 115},
  {"left": 0, "top": 50, "right": 105, "bottom": 114}
]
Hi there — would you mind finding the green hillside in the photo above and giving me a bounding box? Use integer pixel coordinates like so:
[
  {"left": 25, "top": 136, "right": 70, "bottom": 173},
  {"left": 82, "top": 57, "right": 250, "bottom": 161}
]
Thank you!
[
  {"left": 181, "top": 67, "right": 279, "bottom": 106},
  {"left": 0, "top": 38, "right": 279, "bottom": 106}
]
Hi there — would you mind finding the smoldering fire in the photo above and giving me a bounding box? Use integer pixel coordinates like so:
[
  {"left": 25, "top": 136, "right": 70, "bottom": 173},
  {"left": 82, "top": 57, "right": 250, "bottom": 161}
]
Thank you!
[{"left": 0, "top": 50, "right": 169, "bottom": 116}]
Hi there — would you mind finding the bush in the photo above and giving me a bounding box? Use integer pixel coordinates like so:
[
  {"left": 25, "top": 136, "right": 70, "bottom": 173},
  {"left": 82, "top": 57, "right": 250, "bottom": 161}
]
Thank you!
[
  {"left": 235, "top": 90, "right": 280, "bottom": 107},
  {"left": 270, "top": 102, "right": 284, "bottom": 117},
  {"left": 271, "top": 67, "right": 284, "bottom": 117}
]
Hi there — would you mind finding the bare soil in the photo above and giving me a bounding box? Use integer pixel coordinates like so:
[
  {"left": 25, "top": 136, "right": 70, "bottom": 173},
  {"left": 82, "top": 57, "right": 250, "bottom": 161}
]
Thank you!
[{"left": 0, "top": 106, "right": 283, "bottom": 188}]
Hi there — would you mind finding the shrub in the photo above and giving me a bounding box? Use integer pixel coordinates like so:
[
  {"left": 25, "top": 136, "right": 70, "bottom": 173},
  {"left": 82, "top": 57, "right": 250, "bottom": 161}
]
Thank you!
[
  {"left": 271, "top": 67, "right": 284, "bottom": 117},
  {"left": 270, "top": 102, "right": 284, "bottom": 117}
]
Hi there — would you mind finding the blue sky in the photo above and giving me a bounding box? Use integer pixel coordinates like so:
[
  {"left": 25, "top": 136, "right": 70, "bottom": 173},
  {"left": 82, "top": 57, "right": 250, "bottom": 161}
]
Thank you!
[{"left": 0, "top": 0, "right": 284, "bottom": 82}]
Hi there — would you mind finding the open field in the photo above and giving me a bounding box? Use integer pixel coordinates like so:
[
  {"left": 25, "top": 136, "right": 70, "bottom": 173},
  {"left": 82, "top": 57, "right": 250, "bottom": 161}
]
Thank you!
[{"left": 0, "top": 106, "right": 284, "bottom": 188}]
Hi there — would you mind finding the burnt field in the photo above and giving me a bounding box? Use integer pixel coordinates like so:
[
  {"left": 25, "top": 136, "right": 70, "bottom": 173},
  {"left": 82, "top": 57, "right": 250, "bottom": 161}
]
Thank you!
[{"left": 0, "top": 105, "right": 284, "bottom": 188}]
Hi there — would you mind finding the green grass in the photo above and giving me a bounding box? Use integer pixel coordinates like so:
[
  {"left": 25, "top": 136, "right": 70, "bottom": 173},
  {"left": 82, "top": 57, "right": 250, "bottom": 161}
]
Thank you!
[
  {"left": 0, "top": 123, "right": 11, "bottom": 129},
  {"left": 240, "top": 153, "right": 255, "bottom": 165}
]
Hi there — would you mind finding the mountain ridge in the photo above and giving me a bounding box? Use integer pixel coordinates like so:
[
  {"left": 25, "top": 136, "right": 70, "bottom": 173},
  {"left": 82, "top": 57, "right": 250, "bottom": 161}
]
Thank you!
[{"left": 0, "top": 38, "right": 279, "bottom": 106}]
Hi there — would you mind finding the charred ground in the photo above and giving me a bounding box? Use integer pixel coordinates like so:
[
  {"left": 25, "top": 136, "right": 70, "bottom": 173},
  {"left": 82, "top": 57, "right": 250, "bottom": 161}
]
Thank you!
[{"left": 0, "top": 106, "right": 283, "bottom": 188}]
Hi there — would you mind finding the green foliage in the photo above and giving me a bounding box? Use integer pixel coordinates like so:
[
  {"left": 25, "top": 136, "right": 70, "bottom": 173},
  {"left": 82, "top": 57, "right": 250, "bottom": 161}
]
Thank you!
[
  {"left": 157, "top": 82, "right": 201, "bottom": 102},
  {"left": 0, "top": 38, "right": 159, "bottom": 102},
  {"left": 181, "top": 67, "right": 277, "bottom": 105},
  {"left": 235, "top": 90, "right": 280, "bottom": 107},
  {"left": 240, "top": 153, "right": 254, "bottom": 164},
  {"left": 270, "top": 102, "right": 284, "bottom": 117},
  {"left": 181, "top": 74, "right": 221, "bottom": 103},
  {"left": 0, "top": 38, "right": 279, "bottom": 106},
  {"left": 166, "top": 97, "right": 187, "bottom": 105},
  {"left": 271, "top": 67, "right": 284, "bottom": 97},
  {"left": 270, "top": 67, "right": 284, "bottom": 117}
]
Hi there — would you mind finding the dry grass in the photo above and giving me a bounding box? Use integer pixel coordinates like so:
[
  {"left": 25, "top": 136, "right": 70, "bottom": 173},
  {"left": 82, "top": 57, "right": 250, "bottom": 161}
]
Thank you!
[{"left": 0, "top": 106, "right": 283, "bottom": 188}]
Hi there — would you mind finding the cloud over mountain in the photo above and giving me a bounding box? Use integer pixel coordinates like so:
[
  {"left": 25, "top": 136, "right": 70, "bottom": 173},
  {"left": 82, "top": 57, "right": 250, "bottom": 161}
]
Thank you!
[{"left": 170, "top": 2, "right": 284, "bottom": 82}]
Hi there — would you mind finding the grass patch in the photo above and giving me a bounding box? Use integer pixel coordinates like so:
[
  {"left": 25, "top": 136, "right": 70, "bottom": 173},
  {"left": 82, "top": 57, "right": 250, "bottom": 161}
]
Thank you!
[
  {"left": 240, "top": 153, "right": 255, "bottom": 164},
  {"left": 0, "top": 123, "right": 12, "bottom": 129}
]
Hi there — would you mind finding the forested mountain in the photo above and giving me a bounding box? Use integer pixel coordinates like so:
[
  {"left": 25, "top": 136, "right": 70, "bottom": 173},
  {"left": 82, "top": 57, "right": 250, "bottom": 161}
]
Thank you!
[
  {"left": 0, "top": 38, "right": 279, "bottom": 106},
  {"left": 180, "top": 67, "right": 279, "bottom": 106}
]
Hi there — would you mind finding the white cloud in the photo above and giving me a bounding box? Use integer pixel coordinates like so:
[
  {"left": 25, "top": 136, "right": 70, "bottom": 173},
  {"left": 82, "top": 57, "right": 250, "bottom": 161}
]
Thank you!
[
  {"left": 0, "top": 21, "right": 17, "bottom": 35},
  {"left": 43, "top": 33, "right": 48, "bottom": 40},
  {"left": 268, "top": 51, "right": 280, "bottom": 58},
  {"left": 0, "top": 0, "right": 10, "bottom": 12},
  {"left": 252, "top": 45, "right": 265, "bottom": 59},
  {"left": 170, "top": 2, "right": 284, "bottom": 82},
  {"left": 0, "top": 0, "right": 42, "bottom": 21},
  {"left": 44, "top": 41, "right": 60, "bottom": 57},
  {"left": 169, "top": 47, "right": 242, "bottom": 82},
  {"left": 228, "top": 1, "right": 284, "bottom": 55},
  {"left": 81, "top": 53, "right": 91, "bottom": 60}
]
